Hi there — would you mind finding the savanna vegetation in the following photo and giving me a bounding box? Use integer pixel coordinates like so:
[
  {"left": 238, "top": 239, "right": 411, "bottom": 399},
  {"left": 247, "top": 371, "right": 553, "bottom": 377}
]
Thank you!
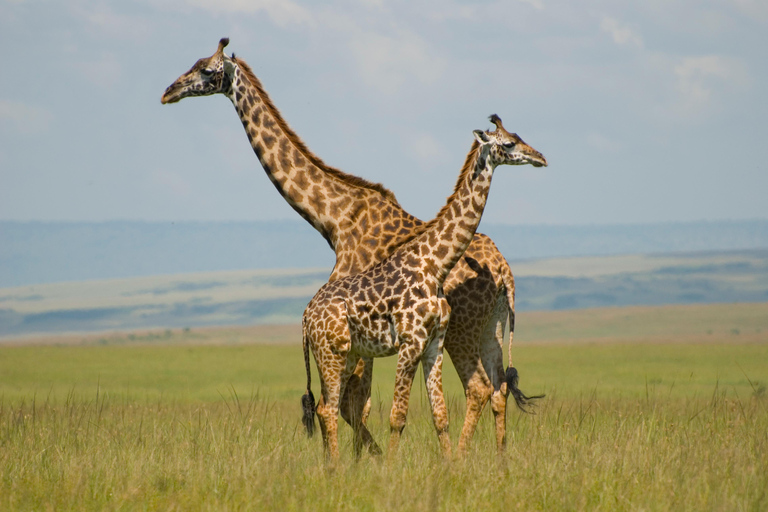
[{"left": 1, "top": 302, "right": 766, "bottom": 510}]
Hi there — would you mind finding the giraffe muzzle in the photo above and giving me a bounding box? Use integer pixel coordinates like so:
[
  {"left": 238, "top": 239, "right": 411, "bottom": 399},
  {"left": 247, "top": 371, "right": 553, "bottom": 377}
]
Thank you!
[
  {"left": 520, "top": 144, "right": 548, "bottom": 167},
  {"left": 160, "top": 85, "right": 181, "bottom": 104}
]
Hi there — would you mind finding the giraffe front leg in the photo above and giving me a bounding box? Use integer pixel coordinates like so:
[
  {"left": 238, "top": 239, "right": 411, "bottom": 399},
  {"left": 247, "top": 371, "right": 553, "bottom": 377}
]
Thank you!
[
  {"left": 445, "top": 331, "right": 490, "bottom": 455},
  {"left": 337, "top": 355, "right": 369, "bottom": 459},
  {"left": 457, "top": 301, "right": 505, "bottom": 454},
  {"left": 340, "top": 356, "right": 382, "bottom": 457},
  {"left": 316, "top": 394, "right": 330, "bottom": 451},
  {"left": 488, "top": 309, "right": 509, "bottom": 452},
  {"left": 421, "top": 329, "right": 452, "bottom": 458},
  {"left": 358, "top": 356, "right": 380, "bottom": 454},
  {"left": 388, "top": 342, "right": 421, "bottom": 458},
  {"left": 340, "top": 359, "right": 366, "bottom": 458},
  {"left": 457, "top": 371, "right": 492, "bottom": 455},
  {"left": 491, "top": 387, "right": 508, "bottom": 452}
]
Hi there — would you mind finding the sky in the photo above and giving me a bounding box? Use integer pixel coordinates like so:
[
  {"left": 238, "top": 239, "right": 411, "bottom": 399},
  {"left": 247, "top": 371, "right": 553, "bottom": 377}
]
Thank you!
[{"left": 1, "top": 0, "right": 766, "bottom": 226}]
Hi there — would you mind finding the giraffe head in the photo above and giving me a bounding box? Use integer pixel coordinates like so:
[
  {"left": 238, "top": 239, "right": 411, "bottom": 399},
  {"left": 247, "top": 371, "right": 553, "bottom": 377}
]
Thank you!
[
  {"left": 472, "top": 114, "right": 548, "bottom": 169},
  {"left": 161, "top": 38, "right": 234, "bottom": 104}
]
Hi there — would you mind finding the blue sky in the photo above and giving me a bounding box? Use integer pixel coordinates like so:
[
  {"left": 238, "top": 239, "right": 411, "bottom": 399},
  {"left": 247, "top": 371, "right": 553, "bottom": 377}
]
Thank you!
[{"left": 1, "top": 0, "right": 766, "bottom": 225}]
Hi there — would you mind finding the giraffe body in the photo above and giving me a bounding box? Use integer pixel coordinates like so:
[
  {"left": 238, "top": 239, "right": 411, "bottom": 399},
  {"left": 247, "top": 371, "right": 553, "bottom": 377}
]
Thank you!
[
  {"left": 303, "top": 255, "right": 452, "bottom": 459},
  {"left": 301, "top": 127, "right": 547, "bottom": 460},
  {"left": 162, "top": 38, "right": 544, "bottom": 454}
]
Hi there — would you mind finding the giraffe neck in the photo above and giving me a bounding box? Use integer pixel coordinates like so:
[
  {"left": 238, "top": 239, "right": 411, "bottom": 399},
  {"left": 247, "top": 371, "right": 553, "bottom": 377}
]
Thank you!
[
  {"left": 407, "top": 142, "right": 494, "bottom": 285},
  {"left": 224, "top": 58, "right": 395, "bottom": 249}
]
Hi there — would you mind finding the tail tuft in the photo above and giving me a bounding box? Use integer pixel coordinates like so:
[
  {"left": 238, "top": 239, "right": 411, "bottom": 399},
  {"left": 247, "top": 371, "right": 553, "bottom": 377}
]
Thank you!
[
  {"left": 506, "top": 367, "right": 545, "bottom": 413},
  {"left": 301, "top": 390, "right": 316, "bottom": 437}
]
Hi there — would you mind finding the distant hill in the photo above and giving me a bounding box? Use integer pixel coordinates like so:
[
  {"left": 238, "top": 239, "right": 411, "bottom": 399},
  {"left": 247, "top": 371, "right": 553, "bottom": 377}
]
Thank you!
[
  {"left": 2, "top": 250, "right": 767, "bottom": 338},
  {"left": 1, "top": 219, "right": 767, "bottom": 287},
  {"left": 0, "top": 220, "right": 333, "bottom": 287},
  {"left": 481, "top": 220, "right": 768, "bottom": 261}
]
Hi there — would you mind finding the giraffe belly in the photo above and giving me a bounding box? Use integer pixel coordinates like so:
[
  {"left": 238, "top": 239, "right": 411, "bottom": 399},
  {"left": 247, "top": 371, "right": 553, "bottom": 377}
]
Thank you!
[{"left": 350, "top": 316, "right": 399, "bottom": 358}]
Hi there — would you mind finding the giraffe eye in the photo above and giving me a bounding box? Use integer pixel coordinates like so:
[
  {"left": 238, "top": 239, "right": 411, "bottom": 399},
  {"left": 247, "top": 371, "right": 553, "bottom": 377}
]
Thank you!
[
  {"left": 201, "top": 68, "right": 214, "bottom": 76},
  {"left": 502, "top": 142, "right": 515, "bottom": 149}
]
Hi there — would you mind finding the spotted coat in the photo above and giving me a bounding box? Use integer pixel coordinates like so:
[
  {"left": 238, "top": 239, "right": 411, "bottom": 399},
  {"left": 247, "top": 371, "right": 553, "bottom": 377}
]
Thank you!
[{"left": 161, "top": 38, "right": 547, "bottom": 455}]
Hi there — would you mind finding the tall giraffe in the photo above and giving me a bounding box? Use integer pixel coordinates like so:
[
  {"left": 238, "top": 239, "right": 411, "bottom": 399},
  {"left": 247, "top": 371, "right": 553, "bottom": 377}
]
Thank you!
[
  {"left": 301, "top": 122, "right": 547, "bottom": 460},
  {"left": 162, "top": 38, "right": 542, "bottom": 453}
]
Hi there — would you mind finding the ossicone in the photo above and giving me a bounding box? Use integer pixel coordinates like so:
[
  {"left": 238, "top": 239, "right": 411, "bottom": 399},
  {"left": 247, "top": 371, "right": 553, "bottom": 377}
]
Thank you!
[
  {"left": 218, "top": 37, "right": 230, "bottom": 53},
  {"left": 489, "top": 114, "right": 504, "bottom": 130}
]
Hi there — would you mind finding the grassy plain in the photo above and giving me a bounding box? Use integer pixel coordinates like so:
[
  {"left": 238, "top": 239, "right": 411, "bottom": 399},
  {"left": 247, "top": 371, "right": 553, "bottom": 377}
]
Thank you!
[{"left": 1, "top": 303, "right": 767, "bottom": 510}]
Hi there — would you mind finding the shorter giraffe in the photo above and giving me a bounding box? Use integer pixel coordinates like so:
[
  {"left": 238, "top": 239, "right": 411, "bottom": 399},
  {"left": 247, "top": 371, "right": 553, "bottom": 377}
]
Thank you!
[{"left": 301, "top": 117, "right": 547, "bottom": 460}]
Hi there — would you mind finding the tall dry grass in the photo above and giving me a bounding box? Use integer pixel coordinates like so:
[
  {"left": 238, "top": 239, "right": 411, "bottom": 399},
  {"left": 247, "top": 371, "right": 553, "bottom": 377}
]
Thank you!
[
  {"left": 2, "top": 354, "right": 766, "bottom": 510},
  {"left": 2, "top": 303, "right": 767, "bottom": 510}
]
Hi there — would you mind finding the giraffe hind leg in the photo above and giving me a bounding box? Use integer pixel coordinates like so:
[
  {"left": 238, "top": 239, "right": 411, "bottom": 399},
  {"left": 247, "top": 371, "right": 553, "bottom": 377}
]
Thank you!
[
  {"left": 446, "top": 320, "right": 494, "bottom": 454},
  {"left": 457, "top": 369, "right": 493, "bottom": 454},
  {"left": 488, "top": 307, "right": 508, "bottom": 451},
  {"left": 387, "top": 327, "right": 432, "bottom": 458},
  {"left": 313, "top": 343, "right": 349, "bottom": 462},
  {"left": 452, "top": 299, "right": 505, "bottom": 454},
  {"left": 421, "top": 321, "right": 452, "bottom": 457}
]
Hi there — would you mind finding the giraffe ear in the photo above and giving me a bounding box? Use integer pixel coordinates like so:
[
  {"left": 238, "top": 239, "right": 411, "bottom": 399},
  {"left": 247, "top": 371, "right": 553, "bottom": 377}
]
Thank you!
[
  {"left": 473, "top": 130, "right": 491, "bottom": 144},
  {"left": 223, "top": 57, "right": 236, "bottom": 75}
]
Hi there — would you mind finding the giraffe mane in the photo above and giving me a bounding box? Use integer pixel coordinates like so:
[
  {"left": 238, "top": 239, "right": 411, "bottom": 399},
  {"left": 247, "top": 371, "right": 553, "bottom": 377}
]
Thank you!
[{"left": 232, "top": 56, "right": 401, "bottom": 205}]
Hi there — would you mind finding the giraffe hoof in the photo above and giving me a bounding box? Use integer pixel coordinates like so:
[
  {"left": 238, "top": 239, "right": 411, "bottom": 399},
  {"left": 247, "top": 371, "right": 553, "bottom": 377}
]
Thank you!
[{"left": 368, "top": 442, "right": 383, "bottom": 456}]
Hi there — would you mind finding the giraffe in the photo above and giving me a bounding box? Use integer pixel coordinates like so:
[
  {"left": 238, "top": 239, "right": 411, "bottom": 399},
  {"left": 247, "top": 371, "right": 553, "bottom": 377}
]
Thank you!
[
  {"left": 301, "top": 121, "right": 547, "bottom": 460},
  {"left": 161, "top": 38, "right": 543, "bottom": 454}
]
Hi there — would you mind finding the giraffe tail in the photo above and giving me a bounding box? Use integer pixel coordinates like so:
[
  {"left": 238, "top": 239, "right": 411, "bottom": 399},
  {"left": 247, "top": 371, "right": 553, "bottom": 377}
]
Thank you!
[
  {"left": 301, "top": 323, "right": 316, "bottom": 438},
  {"left": 500, "top": 261, "right": 544, "bottom": 412},
  {"left": 505, "top": 367, "right": 545, "bottom": 413}
]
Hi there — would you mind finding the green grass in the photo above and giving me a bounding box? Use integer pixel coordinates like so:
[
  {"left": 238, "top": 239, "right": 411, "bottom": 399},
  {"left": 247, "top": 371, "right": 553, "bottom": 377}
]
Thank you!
[
  {"left": 2, "top": 303, "right": 767, "bottom": 510},
  {"left": 1, "top": 333, "right": 766, "bottom": 406},
  {"left": 516, "top": 302, "right": 768, "bottom": 342}
]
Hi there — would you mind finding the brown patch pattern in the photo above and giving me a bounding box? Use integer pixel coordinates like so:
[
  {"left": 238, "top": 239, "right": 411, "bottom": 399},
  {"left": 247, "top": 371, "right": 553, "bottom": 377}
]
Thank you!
[{"left": 160, "top": 40, "right": 547, "bottom": 456}]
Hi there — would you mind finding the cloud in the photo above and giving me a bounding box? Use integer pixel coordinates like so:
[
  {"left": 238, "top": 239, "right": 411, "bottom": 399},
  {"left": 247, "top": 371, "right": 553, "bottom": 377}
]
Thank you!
[
  {"left": 586, "top": 132, "right": 621, "bottom": 153},
  {"left": 519, "top": 0, "right": 544, "bottom": 10},
  {"left": 348, "top": 30, "right": 447, "bottom": 95},
  {"left": 424, "top": 3, "right": 477, "bottom": 22},
  {"left": 674, "top": 55, "right": 749, "bottom": 112},
  {"left": 0, "top": 100, "right": 54, "bottom": 134},
  {"left": 730, "top": 0, "right": 768, "bottom": 22},
  {"left": 150, "top": 169, "right": 192, "bottom": 197},
  {"left": 182, "top": 0, "right": 315, "bottom": 27},
  {"left": 355, "top": 0, "right": 386, "bottom": 8},
  {"left": 72, "top": 3, "right": 152, "bottom": 41},
  {"left": 600, "top": 16, "right": 643, "bottom": 48},
  {"left": 77, "top": 52, "right": 123, "bottom": 89},
  {"left": 404, "top": 131, "right": 451, "bottom": 170},
  {"left": 274, "top": 5, "right": 448, "bottom": 96}
]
